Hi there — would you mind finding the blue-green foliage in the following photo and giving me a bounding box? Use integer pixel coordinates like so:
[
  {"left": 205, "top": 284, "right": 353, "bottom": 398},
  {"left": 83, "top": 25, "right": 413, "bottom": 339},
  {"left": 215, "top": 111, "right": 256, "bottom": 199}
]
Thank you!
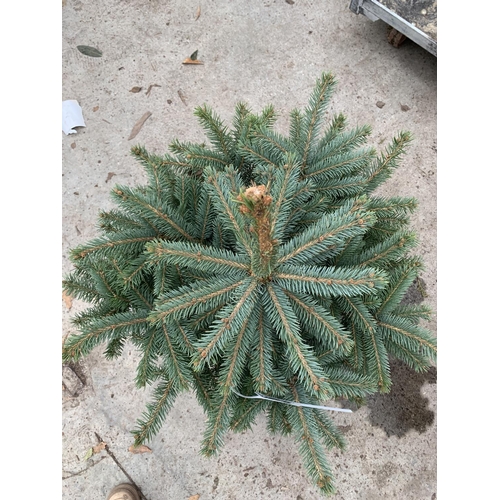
[{"left": 63, "top": 73, "right": 436, "bottom": 495}]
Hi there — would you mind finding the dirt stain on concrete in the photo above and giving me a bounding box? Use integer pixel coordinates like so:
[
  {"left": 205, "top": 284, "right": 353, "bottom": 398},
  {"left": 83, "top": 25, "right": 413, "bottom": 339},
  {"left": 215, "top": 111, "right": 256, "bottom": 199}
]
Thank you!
[
  {"left": 367, "top": 277, "right": 437, "bottom": 437},
  {"left": 367, "top": 359, "right": 436, "bottom": 437}
]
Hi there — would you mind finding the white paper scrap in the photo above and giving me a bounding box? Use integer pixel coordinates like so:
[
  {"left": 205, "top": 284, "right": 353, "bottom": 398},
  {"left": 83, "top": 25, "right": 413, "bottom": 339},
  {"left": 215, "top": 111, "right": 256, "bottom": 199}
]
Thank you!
[{"left": 62, "top": 100, "right": 86, "bottom": 135}]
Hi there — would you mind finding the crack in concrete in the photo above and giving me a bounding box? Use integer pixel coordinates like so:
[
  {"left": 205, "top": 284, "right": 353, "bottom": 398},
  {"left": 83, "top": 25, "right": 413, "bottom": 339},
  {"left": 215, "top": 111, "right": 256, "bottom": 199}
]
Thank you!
[{"left": 62, "top": 456, "right": 108, "bottom": 480}]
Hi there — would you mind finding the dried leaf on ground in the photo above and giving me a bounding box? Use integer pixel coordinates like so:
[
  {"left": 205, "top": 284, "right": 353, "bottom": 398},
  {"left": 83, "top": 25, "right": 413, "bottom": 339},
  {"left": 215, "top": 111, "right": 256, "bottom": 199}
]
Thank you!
[
  {"left": 128, "top": 112, "right": 152, "bottom": 140},
  {"left": 182, "top": 50, "right": 203, "bottom": 65},
  {"left": 62, "top": 290, "right": 73, "bottom": 309},
  {"left": 178, "top": 90, "right": 188, "bottom": 105},
  {"left": 145, "top": 84, "right": 161, "bottom": 97},
  {"left": 71, "top": 142, "right": 76, "bottom": 149},
  {"left": 93, "top": 106, "right": 99, "bottom": 112},
  {"left": 105, "top": 172, "right": 116, "bottom": 183},
  {"left": 195, "top": 5, "right": 201, "bottom": 20},
  {"left": 129, "top": 86, "right": 143, "bottom": 93},
  {"left": 182, "top": 58, "right": 203, "bottom": 65},
  {"left": 93, "top": 442, "right": 106, "bottom": 454},
  {"left": 128, "top": 444, "right": 152, "bottom": 454},
  {"left": 77, "top": 45, "right": 102, "bottom": 57},
  {"left": 188, "top": 495, "right": 200, "bottom": 500}
]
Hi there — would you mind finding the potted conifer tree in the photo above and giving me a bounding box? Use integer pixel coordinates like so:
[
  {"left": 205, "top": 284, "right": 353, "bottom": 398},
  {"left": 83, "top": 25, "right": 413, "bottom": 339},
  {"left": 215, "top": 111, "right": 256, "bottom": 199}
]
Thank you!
[{"left": 63, "top": 73, "right": 436, "bottom": 494}]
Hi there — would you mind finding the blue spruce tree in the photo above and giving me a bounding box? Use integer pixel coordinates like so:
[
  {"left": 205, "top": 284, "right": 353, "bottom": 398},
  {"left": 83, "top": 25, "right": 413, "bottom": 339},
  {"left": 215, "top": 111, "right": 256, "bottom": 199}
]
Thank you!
[{"left": 63, "top": 73, "right": 436, "bottom": 495}]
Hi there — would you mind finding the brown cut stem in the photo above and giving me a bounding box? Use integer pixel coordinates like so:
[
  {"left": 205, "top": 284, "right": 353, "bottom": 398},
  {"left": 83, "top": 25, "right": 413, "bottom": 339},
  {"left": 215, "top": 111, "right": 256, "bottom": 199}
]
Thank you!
[{"left": 236, "top": 185, "right": 276, "bottom": 278}]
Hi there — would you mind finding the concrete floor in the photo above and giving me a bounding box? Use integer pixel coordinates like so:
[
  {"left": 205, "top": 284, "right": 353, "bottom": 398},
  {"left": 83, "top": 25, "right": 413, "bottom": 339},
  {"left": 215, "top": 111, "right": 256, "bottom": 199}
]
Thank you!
[{"left": 62, "top": 1, "right": 437, "bottom": 498}]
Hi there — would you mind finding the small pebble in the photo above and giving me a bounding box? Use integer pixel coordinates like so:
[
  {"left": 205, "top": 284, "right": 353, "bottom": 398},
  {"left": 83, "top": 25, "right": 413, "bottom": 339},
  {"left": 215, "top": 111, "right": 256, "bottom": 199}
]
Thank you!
[
  {"left": 62, "top": 365, "right": 83, "bottom": 396},
  {"left": 376, "top": 101, "right": 385, "bottom": 108},
  {"left": 401, "top": 104, "right": 410, "bottom": 112},
  {"left": 421, "top": 9, "right": 427, "bottom": 15}
]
